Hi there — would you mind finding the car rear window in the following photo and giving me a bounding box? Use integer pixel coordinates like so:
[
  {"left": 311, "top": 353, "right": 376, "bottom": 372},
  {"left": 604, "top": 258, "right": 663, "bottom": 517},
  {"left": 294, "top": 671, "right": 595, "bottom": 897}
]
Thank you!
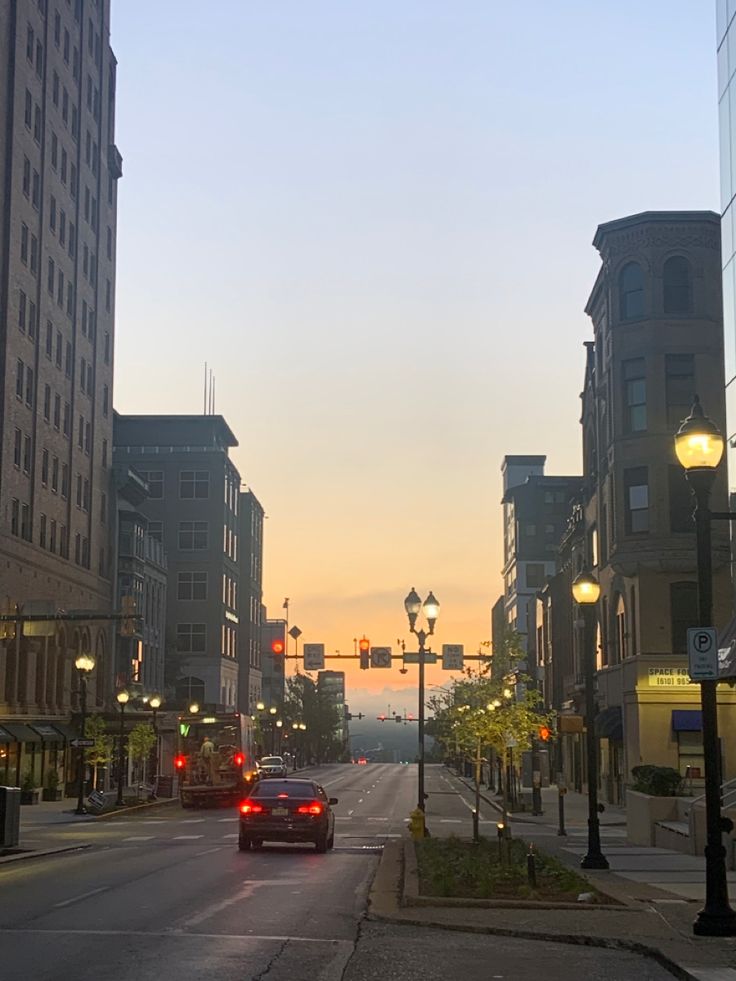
[
  {"left": 260, "top": 758, "right": 283, "bottom": 765},
  {"left": 252, "top": 781, "right": 315, "bottom": 798}
]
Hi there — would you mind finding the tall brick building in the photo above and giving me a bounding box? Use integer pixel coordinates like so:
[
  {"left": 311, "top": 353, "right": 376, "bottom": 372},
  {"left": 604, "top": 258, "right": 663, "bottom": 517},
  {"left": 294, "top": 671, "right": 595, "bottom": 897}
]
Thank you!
[{"left": 0, "top": 1, "right": 122, "bottom": 783}]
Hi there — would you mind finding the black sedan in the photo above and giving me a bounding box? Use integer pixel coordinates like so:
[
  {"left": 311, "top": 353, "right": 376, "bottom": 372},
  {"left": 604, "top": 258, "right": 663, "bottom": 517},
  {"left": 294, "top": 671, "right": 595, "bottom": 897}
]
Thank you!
[{"left": 238, "top": 778, "right": 337, "bottom": 853}]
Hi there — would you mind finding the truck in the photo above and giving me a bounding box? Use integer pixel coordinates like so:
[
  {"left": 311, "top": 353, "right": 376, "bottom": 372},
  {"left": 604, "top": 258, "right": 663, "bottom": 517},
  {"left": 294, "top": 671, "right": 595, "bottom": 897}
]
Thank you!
[{"left": 175, "top": 711, "right": 257, "bottom": 808}]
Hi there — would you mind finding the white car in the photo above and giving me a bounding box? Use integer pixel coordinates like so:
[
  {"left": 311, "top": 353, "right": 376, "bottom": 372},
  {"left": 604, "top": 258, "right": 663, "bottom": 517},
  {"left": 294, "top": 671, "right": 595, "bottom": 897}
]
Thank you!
[{"left": 257, "top": 756, "right": 288, "bottom": 778}]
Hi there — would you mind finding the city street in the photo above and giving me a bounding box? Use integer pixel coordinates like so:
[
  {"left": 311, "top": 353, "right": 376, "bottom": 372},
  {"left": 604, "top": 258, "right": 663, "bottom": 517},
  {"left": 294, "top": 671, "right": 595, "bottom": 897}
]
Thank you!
[{"left": 0, "top": 764, "right": 674, "bottom": 981}]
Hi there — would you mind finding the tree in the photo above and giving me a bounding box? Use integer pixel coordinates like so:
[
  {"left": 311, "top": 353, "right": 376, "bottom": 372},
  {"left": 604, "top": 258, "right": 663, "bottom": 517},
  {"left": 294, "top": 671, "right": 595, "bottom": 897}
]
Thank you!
[
  {"left": 128, "top": 722, "right": 156, "bottom": 786},
  {"left": 283, "top": 672, "right": 342, "bottom": 764},
  {"left": 84, "top": 714, "right": 113, "bottom": 790}
]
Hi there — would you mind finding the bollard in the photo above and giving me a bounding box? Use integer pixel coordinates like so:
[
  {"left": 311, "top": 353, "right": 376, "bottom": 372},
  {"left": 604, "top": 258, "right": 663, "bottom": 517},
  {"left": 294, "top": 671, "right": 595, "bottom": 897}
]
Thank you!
[
  {"left": 472, "top": 807, "right": 479, "bottom": 843},
  {"left": 496, "top": 821, "right": 505, "bottom": 865},
  {"left": 409, "top": 807, "right": 426, "bottom": 841},
  {"left": 527, "top": 843, "right": 537, "bottom": 888},
  {"left": 557, "top": 786, "right": 567, "bottom": 836}
]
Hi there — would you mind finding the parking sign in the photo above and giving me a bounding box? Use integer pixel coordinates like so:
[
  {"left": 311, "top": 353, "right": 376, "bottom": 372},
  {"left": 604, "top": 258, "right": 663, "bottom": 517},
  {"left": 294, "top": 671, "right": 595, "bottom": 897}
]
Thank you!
[
  {"left": 442, "top": 644, "right": 464, "bottom": 670},
  {"left": 303, "top": 643, "right": 325, "bottom": 671},
  {"left": 687, "top": 628, "right": 718, "bottom": 681}
]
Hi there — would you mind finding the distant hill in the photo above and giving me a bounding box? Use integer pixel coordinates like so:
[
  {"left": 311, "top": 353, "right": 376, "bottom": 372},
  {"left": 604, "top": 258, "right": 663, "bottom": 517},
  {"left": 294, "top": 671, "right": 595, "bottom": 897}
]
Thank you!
[{"left": 348, "top": 719, "right": 435, "bottom": 762}]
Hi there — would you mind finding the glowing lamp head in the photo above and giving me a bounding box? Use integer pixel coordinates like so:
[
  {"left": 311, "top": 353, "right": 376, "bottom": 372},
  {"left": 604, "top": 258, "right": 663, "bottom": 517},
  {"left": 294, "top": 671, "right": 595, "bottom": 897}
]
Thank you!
[
  {"left": 674, "top": 396, "right": 724, "bottom": 471},
  {"left": 269, "top": 706, "right": 277, "bottom": 716},
  {"left": 189, "top": 702, "right": 200, "bottom": 714},
  {"left": 423, "top": 591, "right": 440, "bottom": 627},
  {"left": 358, "top": 637, "right": 370, "bottom": 653},
  {"left": 571, "top": 570, "right": 601, "bottom": 605},
  {"left": 256, "top": 701, "right": 265, "bottom": 711},
  {"left": 75, "top": 653, "right": 95, "bottom": 673},
  {"left": 116, "top": 690, "right": 129, "bottom": 705},
  {"left": 149, "top": 695, "right": 162, "bottom": 710},
  {"left": 299, "top": 723, "right": 306, "bottom": 731}
]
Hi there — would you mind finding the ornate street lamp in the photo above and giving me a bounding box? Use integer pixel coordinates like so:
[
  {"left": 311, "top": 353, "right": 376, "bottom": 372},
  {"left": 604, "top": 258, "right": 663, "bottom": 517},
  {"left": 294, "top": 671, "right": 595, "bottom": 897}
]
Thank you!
[
  {"left": 74, "top": 653, "right": 95, "bottom": 815},
  {"left": 674, "top": 398, "right": 736, "bottom": 936},
  {"left": 115, "top": 690, "right": 129, "bottom": 807},
  {"left": 571, "top": 569, "right": 608, "bottom": 870},
  {"left": 149, "top": 695, "right": 162, "bottom": 783},
  {"left": 403, "top": 587, "right": 440, "bottom": 824}
]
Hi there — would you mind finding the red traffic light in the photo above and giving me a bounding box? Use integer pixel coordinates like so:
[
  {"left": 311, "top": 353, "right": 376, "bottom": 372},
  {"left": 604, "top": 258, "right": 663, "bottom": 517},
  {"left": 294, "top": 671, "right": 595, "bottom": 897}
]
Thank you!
[
  {"left": 538, "top": 725, "right": 552, "bottom": 742},
  {"left": 358, "top": 637, "right": 370, "bottom": 653},
  {"left": 271, "top": 639, "right": 285, "bottom": 655}
]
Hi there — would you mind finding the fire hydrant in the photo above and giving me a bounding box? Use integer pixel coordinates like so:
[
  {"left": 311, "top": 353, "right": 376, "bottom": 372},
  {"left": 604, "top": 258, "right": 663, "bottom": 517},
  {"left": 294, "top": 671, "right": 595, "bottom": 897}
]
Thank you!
[{"left": 409, "top": 807, "right": 426, "bottom": 840}]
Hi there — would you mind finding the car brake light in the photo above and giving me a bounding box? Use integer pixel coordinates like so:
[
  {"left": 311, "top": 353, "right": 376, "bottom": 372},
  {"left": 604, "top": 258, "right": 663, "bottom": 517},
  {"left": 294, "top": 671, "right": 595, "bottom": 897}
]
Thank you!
[
  {"left": 277, "top": 793, "right": 289, "bottom": 799},
  {"left": 296, "top": 802, "right": 323, "bottom": 815},
  {"left": 174, "top": 755, "right": 186, "bottom": 770},
  {"left": 240, "top": 801, "right": 264, "bottom": 814},
  {"left": 234, "top": 752, "right": 245, "bottom": 766}
]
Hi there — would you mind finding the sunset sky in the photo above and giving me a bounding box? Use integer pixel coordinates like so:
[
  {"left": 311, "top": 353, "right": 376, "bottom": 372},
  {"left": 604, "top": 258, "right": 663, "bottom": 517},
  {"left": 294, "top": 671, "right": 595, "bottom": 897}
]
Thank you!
[{"left": 110, "top": 2, "right": 720, "bottom": 711}]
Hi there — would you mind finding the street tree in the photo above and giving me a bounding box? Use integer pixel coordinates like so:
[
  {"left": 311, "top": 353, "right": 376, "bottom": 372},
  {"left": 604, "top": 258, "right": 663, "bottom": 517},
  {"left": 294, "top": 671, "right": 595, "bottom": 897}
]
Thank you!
[
  {"left": 84, "top": 714, "right": 113, "bottom": 790},
  {"left": 127, "top": 722, "right": 156, "bottom": 785}
]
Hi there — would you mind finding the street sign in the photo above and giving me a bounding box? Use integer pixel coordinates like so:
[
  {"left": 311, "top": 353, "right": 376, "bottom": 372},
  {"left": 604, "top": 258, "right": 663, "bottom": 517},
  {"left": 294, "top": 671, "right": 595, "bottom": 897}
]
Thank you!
[
  {"left": 687, "top": 627, "right": 719, "bottom": 681},
  {"left": 442, "top": 644, "right": 464, "bottom": 670},
  {"left": 402, "top": 651, "right": 438, "bottom": 664},
  {"left": 303, "top": 643, "right": 325, "bottom": 671},
  {"left": 370, "top": 647, "right": 392, "bottom": 668},
  {"left": 86, "top": 789, "right": 105, "bottom": 812},
  {"left": 289, "top": 625, "right": 302, "bottom": 640},
  {"left": 69, "top": 738, "right": 94, "bottom": 748}
]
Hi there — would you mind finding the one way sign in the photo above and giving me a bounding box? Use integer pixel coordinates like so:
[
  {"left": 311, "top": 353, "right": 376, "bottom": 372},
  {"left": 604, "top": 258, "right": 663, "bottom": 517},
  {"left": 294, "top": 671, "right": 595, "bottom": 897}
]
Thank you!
[{"left": 69, "top": 738, "right": 94, "bottom": 748}]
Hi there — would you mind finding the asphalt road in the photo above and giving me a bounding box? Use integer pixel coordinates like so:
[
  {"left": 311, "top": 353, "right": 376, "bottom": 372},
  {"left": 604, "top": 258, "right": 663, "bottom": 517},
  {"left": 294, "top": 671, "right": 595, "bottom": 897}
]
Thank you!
[{"left": 0, "top": 764, "right": 674, "bottom": 981}]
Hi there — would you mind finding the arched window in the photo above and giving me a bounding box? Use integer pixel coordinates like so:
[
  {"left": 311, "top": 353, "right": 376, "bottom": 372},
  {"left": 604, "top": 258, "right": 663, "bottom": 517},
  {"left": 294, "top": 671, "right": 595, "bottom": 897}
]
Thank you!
[
  {"left": 615, "top": 594, "right": 627, "bottom": 663},
  {"left": 663, "top": 256, "right": 691, "bottom": 314},
  {"left": 619, "top": 262, "right": 645, "bottom": 319}
]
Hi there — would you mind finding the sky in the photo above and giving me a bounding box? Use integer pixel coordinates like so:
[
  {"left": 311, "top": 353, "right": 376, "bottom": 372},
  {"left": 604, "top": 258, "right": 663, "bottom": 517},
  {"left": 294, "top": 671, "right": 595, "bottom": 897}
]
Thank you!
[{"left": 110, "top": 2, "right": 721, "bottom": 714}]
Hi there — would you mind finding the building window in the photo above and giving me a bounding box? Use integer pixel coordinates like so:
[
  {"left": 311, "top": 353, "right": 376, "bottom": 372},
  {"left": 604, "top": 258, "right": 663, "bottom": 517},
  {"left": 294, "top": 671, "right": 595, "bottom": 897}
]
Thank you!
[
  {"left": 663, "top": 256, "right": 691, "bottom": 315},
  {"left": 624, "top": 466, "right": 649, "bottom": 534},
  {"left": 179, "top": 470, "right": 209, "bottom": 500},
  {"left": 623, "top": 358, "right": 646, "bottom": 433},
  {"left": 39, "top": 514, "right": 47, "bottom": 549},
  {"left": 139, "top": 470, "right": 163, "bottom": 499},
  {"left": 16, "top": 359, "right": 24, "bottom": 399},
  {"left": 178, "top": 521, "right": 208, "bottom": 550},
  {"left": 21, "top": 504, "right": 30, "bottom": 541},
  {"left": 13, "top": 429, "right": 21, "bottom": 468},
  {"left": 22, "top": 435, "right": 31, "bottom": 474},
  {"left": 671, "top": 581, "right": 698, "bottom": 654},
  {"left": 525, "top": 564, "right": 546, "bottom": 589},
  {"left": 178, "top": 572, "right": 208, "bottom": 601},
  {"left": 10, "top": 499, "right": 19, "bottom": 536},
  {"left": 614, "top": 593, "right": 627, "bottom": 663},
  {"left": 619, "top": 261, "right": 645, "bottom": 319},
  {"left": 147, "top": 521, "right": 163, "bottom": 543},
  {"left": 176, "top": 623, "right": 206, "bottom": 653},
  {"left": 665, "top": 354, "right": 695, "bottom": 431},
  {"left": 668, "top": 465, "right": 693, "bottom": 533},
  {"left": 41, "top": 449, "right": 49, "bottom": 485}
]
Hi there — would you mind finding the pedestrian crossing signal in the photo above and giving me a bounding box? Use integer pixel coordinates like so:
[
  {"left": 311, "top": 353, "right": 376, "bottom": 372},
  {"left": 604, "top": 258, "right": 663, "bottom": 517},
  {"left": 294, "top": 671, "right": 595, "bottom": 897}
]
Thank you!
[{"left": 538, "top": 725, "right": 552, "bottom": 742}]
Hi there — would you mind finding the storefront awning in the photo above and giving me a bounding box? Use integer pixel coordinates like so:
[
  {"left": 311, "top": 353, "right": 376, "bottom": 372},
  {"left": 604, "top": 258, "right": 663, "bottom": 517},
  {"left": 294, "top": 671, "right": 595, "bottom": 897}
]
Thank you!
[
  {"left": 45, "top": 722, "right": 77, "bottom": 741},
  {"left": 0, "top": 727, "right": 14, "bottom": 743},
  {"left": 672, "top": 710, "right": 702, "bottom": 732},
  {"left": 595, "top": 706, "right": 623, "bottom": 741},
  {"left": 2, "top": 723, "right": 41, "bottom": 743},
  {"left": 29, "top": 723, "right": 65, "bottom": 742}
]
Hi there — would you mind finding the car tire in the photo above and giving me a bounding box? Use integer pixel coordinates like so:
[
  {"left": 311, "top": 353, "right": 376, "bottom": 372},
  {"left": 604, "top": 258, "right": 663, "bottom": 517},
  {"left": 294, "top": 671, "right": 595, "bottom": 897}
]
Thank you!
[
  {"left": 315, "top": 833, "right": 328, "bottom": 854},
  {"left": 327, "top": 832, "right": 335, "bottom": 850},
  {"left": 238, "top": 833, "right": 251, "bottom": 852},
  {"left": 252, "top": 839, "right": 263, "bottom": 850}
]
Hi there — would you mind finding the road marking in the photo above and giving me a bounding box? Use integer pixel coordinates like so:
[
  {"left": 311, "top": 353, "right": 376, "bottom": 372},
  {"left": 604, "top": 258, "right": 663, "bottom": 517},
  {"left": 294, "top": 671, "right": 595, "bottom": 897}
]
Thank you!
[
  {"left": 439, "top": 819, "right": 462, "bottom": 824},
  {"left": 194, "top": 847, "right": 223, "bottom": 857},
  {"left": 358, "top": 799, "right": 363, "bottom": 804},
  {"left": 54, "top": 887, "right": 108, "bottom": 908},
  {"left": 218, "top": 817, "right": 237, "bottom": 823},
  {"left": 347, "top": 809, "right": 354, "bottom": 815},
  {"left": 222, "top": 834, "right": 238, "bottom": 839},
  {"left": 172, "top": 835, "right": 204, "bottom": 840},
  {"left": 181, "top": 819, "right": 206, "bottom": 824},
  {"left": 181, "top": 880, "right": 304, "bottom": 927},
  {"left": 122, "top": 836, "right": 155, "bottom": 842},
  {"left": 335, "top": 816, "right": 352, "bottom": 821},
  {"left": 367, "top": 817, "right": 388, "bottom": 822}
]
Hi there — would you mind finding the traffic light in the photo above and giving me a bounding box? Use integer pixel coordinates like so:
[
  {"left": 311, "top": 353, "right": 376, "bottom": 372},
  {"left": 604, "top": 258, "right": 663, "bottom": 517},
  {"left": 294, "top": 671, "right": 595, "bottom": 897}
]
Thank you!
[
  {"left": 271, "top": 638, "right": 285, "bottom": 673},
  {"left": 359, "top": 636, "right": 370, "bottom": 670},
  {"left": 377, "top": 714, "right": 386, "bottom": 722},
  {"left": 538, "top": 724, "right": 553, "bottom": 742},
  {"left": 395, "top": 714, "right": 402, "bottom": 723},
  {"left": 271, "top": 639, "right": 285, "bottom": 655}
]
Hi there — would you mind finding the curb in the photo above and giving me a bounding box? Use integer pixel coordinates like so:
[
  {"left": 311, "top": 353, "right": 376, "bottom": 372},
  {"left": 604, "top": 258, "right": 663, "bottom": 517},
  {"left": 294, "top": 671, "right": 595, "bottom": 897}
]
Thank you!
[
  {"left": 91, "top": 796, "right": 179, "bottom": 820},
  {"left": 367, "top": 836, "right": 701, "bottom": 981},
  {"left": 0, "top": 843, "right": 92, "bottom": 866}
]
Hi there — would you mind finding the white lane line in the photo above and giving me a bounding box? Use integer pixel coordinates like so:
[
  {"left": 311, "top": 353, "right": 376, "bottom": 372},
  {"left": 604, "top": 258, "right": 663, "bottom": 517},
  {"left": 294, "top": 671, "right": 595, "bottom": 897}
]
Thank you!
[
  {"left": 0, "top": 929, "right": 353, "bottom": 944},
  {"left": 347, "top": 809, "right": 354, "bottom": 816},
  {"left": 218, "top": 817, "right": 237, "bottom": 823},
  {"left": 172, "top": 835, "right": 204, "bottom": 840},
  {"left": 222, "top": 834, "right": 238, "bottom": 839},
  {"left": 122, "top": 836, "right": 155, "bottom": 842},
  {"left": 367, "top": 817, "right": 388, "bottom": 822},
  {"left": 54, "top": 886, "right": 108, "bottom": 908},
  {"left": 358, "top": 799, "right": 363, "bottom": 804},
  {"left": 439, "top": 819, "right": 462, "bottom": 824},
  {"left": 181, "top": 819, "right": 206, "bottom": 824},
  {"left": 182, "top": 880, "right": 304, "bottom": 928}
]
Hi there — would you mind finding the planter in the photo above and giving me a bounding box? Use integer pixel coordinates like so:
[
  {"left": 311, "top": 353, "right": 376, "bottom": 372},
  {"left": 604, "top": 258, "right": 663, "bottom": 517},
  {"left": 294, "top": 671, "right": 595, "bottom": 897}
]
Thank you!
[
  {"left": 625, "top": 788, "right": 681, "bottom": 845},
  {"left": 20, "top": 789, "right": 40, "bottom": 805},
  {"left": 41, "top": 788, "right": 63, "bottom": 802}
]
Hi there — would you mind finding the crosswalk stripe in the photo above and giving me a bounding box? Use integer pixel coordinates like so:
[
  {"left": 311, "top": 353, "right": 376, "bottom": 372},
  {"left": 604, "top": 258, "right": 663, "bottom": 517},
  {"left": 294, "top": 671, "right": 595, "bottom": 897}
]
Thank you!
[
  {"left": 172, "top": 835, "right": 204, "bottom": 840},
  {"left": 222, "top": 834, "right": 238, "bottom": 840}
]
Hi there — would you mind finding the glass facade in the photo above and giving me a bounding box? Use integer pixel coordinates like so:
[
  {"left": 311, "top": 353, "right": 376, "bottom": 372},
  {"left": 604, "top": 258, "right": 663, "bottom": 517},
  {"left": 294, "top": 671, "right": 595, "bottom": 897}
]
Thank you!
[{"left": 718, "top": 0, "right": 736, "bottom": 490}]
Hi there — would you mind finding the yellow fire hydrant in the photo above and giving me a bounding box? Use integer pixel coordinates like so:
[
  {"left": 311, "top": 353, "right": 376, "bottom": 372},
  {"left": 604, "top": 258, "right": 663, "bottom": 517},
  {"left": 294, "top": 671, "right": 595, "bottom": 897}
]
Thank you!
[{"left": 409, "top": 807, "right": 426, "bottom": 840}]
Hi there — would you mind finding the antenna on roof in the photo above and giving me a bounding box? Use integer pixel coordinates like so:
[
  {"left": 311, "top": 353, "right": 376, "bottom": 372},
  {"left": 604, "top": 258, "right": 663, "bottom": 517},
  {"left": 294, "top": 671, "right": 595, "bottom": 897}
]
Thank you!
[
  {"left": 203, "top": 362, "right": 208, "bottom": 414},
  {"left": 212, "top": 374, "right": 216, "bottom": 415}
]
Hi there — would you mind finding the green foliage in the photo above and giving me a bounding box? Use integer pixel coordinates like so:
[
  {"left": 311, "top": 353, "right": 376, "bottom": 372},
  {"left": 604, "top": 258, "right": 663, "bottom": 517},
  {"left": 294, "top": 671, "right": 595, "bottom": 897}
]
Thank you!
[
  {"left": 283, "top": 673, "right": 343, "bottom": 763},
  {"left": 84, "top": 715, "right": 113, "bottom": 767},
  {"left": 20, "top": 767, "right": 35, "bottom": 792},
  {"left": 631, "top": 764, "right": 683, "bottom": 797},
  {"left": 128, "top": 722, "right": 156, "bottom": 763},
  {"left": 44, "top": 767, "right": 59, "bottom": 791},
  {"left": 415, "top": 836, "right": 596, "bottom": 901}
]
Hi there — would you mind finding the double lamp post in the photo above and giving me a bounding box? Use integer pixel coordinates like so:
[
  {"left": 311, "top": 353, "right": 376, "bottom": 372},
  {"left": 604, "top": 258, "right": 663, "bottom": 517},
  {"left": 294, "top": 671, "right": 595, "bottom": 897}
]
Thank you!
[{"left": 403, "top": 587, "right": 440, "bottom": 819}]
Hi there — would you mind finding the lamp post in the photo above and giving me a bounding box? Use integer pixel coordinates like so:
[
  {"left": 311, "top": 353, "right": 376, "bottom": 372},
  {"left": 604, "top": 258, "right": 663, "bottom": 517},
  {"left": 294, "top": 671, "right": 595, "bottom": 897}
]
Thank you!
[
  {"left": 269, "top": 706, "right": 277, "bottom": 754},
  {"left": 403, "top": 587, "right": 440, "bottom": 817},
  {"left": 149, "top": 694, "right": 162, "bottom": 784},
  {"left": 275, "top": 719, "right": 283, "bottom": 755},
  {"left": 571, "top": 569, "right": 609, "bottom": 870},
  {"left": 115, "top": 690, "right": 129, "bottom": 807},
  {"left": 675, "top": 397, "right": 736, "bottom": 936},
  {"left": 74, "top": 653, "right": 95, "bottom": 815}
]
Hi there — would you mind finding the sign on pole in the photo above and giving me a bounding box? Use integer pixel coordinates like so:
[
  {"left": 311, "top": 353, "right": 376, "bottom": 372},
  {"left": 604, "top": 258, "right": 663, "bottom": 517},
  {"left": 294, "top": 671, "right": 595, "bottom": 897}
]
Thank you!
[
  {"left": 370, "top": 647, "right": 392, "bottom": 668},
  {"left": 303, "top": 643, "right": 325, "bottom": 671},
  {"left": 402, "top": 651, "right": 438, "bottom": 665},
  {"left": 69, "top": 738, "right": 95, "bottom": 748},
  {"left": 442, "top": 644, "right": 464, "bottom": 670},
  {"left": 687, "top": 627, "right": 718, "bottom": 681}
]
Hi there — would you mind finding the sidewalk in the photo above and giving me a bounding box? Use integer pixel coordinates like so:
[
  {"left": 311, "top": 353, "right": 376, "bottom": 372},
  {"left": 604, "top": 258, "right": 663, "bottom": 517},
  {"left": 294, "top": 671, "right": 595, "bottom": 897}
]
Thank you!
[{"left": 370, "top": 767, "right": 736, "bottom": 980}]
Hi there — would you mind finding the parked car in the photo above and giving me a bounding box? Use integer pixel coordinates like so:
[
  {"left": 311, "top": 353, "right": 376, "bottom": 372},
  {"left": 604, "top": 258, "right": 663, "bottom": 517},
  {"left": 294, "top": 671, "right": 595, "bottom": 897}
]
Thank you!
[
  {"left": 257, "top": 756, "right": 288, "bottom": 778},
  {"left": 357, "top": 757, "right": 367, "bottom": 765},
  {"left": 238, "top": 778, "right": 338, "bottom": 852}
]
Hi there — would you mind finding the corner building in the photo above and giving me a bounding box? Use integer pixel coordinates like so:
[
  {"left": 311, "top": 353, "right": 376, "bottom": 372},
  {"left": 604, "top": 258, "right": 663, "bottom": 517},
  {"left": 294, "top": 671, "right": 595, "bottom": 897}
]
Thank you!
[{"left": 0, "top": 1, "right": 121, "bottom": 781}]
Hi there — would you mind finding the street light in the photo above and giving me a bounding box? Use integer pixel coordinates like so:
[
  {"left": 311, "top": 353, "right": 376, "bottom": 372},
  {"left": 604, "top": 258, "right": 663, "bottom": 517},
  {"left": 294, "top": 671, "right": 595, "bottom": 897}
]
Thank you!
[
  {"left": 149, "top": 695, "right": 162, "bottom": 784},
  {"left": 571, "top": 569, "right": 608, "bottom": 871},
  {"left": 675, "top": 397, "right": 736, "bottom": 937},
  {"left": 115, "top": 690, "right": 129, "bottom": 807},
  {"left": 403, "top": 587, "right": 440, "bottom": 822},
  {"left": 74, "top": 652, "right": 95, "bottom": 815},
  {"left": 189, "top": 702, "right": 199, "bottom": 714}
]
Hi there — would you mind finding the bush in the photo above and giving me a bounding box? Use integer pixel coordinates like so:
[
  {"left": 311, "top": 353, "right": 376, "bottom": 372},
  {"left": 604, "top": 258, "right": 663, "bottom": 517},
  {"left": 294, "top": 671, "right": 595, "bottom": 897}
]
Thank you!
[{"left": 631, "top": 764, "right": 683, "bottom": 796}]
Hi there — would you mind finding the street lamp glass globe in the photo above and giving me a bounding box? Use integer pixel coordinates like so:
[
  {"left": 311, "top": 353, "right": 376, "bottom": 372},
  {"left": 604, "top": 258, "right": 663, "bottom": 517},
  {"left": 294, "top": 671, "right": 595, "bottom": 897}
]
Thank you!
[
  {"left": 116, "top": 690, "right": 129, "bottom": 705},
  {"left": 189, "top": 702, "right": 200, "bottom": 714},
  {"left": 276, "top": 720, "right": 283, "bottom": 728},
  {"left": 404, "top": 587, "right": 422, "bottom": 617},
  {"left": 256, "top": 701, "right": 265, "bottom": 711},
  {"left": 149, "top": 695, "right": 162, "bottom": 709},
  {"left": 674, "top": 397, "right": 725, "bottom": 471},
  {"left": 292, "top": 723, "right": 298, "bottom": 730},
  {"left": 269, "top": 706, "right": 277, "bottom": 715},
  {"left": 423, "top": 591, "right": 440, "bottom": 622},
  {"left": 75, "top": 653, "right": 95, "bottom": 672},
  {"left": 572, "top": 570, "right": 601, "bottom": 605},
  {"left": 299, "top": 723, "right": 307, "bottom": 731}
]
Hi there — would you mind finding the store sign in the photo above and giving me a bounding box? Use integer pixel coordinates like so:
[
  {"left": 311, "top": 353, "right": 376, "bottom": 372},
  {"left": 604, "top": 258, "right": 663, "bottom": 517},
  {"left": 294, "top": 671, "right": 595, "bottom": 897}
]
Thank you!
[{"left": 647, "top": 667, "right": 698, "bottom": 688}]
